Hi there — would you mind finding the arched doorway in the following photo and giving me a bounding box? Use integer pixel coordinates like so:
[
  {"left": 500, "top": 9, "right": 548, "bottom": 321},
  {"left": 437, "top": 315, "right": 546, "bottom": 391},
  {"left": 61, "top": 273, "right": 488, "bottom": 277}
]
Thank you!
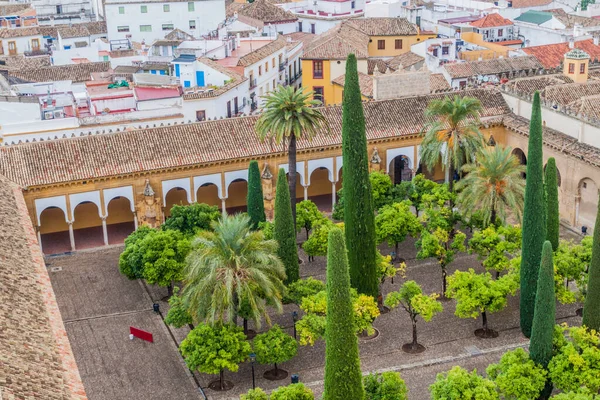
[
  {"left": 73, "top": 201, "right": 104, "bottom": 249},
  {"left": 39, "top": 207, "right": 70, "bottom": 255},
  {"left": 197, "top": 183, "right": 221, "bottom": 207},
  {"left": 285, "top": 172, "right": 304, "bottom": 203},
  {"left": 165, "top": 187, "right": 189, "bottom": 218},
  {"left": 335, "top": 167, "right": 343, "bottom": 192},
  {"left": 577, "top": 178, "right": 598, "bottom": 232},
  {"left": 512, "top": 148, "right": 527, "bottom": 178},
  {"left": 227, "top": 178, "right": 248, "bottom": 214},
  {"left": 106, "top": 197, "right": 135, "bottom": 244},
  {"left": 389, "top": 155, "right": 413, "bottom": 184},
  {"left": 308, "top": 167, "right": 333, "bottom": 211}
]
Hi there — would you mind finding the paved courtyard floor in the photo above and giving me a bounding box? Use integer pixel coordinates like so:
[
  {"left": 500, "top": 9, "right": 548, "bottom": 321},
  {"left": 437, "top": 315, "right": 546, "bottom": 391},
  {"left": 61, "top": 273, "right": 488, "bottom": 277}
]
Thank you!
[{"left": 46, "top": 225, "right": 584, "bottom": 400}]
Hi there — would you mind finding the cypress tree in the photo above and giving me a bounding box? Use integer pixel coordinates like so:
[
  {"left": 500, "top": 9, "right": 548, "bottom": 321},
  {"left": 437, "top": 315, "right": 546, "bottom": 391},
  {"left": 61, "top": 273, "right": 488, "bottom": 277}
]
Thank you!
[
  {"left": 545, "top": 158, "right": 559, "bottom": 251},
  {"left": 274, "top": 168, "right": 299, "bottom": 284},
  {"left": 582, "top": 193, "right": 600, "bottom": 331},
  {"left": 247, "top": 160, "right": 266, "bottom": 230},
  {"left": 520, "top": 91, "right": 547, "bottom": 338},
  {"left": 323, "top": 227, "right": 365, "bottom": 400},
  {"left": 341, "top": 53, "right": 379, "bottom": 298},
  {"left": 530, "top": 240, "right": 556, "bottom": 399}
]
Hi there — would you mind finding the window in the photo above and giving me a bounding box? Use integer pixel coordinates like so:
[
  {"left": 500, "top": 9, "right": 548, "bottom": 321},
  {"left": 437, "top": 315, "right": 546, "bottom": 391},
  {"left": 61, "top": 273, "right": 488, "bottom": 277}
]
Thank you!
[
  {"left": 56, "top": 5, "right": 62, "bottom": 14},
  {"left": 377, "top": 39, "right": 385, "bottom": 50},
  {"left": 395, "top": 39, "right": 402, "bottom": 49},
  {"left": 31, "top": 39, "right": 40, "bottom": 51},
  {"left": 8, "top": 41, "right": 16, "bottom": 55},
  {"left": 227, "top": 100, "right": 232, "bottom": 118},
  {"left": 140, "top": 25, "right": 152, "bottom": 32},
  {"left": 118, "top": 6, "right": 124, "bottom": 14},
  {"left": 259, "top": 65, "right": 262, "bottom": 76},
  {"left": 432, "top": 48, "right": 438, "bottom": 57},
  {"left": 313, "top": 60, "right": 323, "bottom": 78},
  {"left": 117, "top": 25, "right": 130, "bottom": 32},
  {"left": 298, "top": 21, "right": 302, "bottom": 31},
  {"left": 310, "top": 23, "right": 315, "bottom": 34},
  {"left": 442, "top": 46, "right": 449, "bottom": 55},
  {"left": 0, "top": 41, "right": 3, "bottom": 55},
  {"left": 196, "top": 110, "right": 206, "bottom": 121},
  {"left": 498, "top": 29, "right": 503, "bottom": 37},
  {"left": 272, "top": 58, "right": 275, "bottom": 68},
  {"left": 234, "top": 97, "right": 238, "bottom": 114},
  {"left": 569, "top": 63, "right": 575, "bottom": 74},
  {"left": 459, "top": 80, "right": 466, "bottom": 89},
  {"left": 273, "top": 78, "right": 276, "bottom": 89},
  {"left": 351, "top": 0, "right": 355, "bottom": 7},
  {"left": 163, "top": 4, "right": 169, "bottom": 11},
  {"left": 265, "top": 61, "right": 269, "bottom": 72},
  {"left": 140, "top": 5, "right": 147, "bottom": 13},
  {"left": 188, "top": 2, "right": 194, "bottom": 11},
  {"left": 580, "top": 63, "right": 586, "bottom": 74},
  {"left": 162, "top": 24, "right": 174, "bottom": 30},
  {"left": 313, "top": 86, "right": 324, "bottom": 104},
  {"left": 189, "top": 20, "right": 196, "bottom": 29}
]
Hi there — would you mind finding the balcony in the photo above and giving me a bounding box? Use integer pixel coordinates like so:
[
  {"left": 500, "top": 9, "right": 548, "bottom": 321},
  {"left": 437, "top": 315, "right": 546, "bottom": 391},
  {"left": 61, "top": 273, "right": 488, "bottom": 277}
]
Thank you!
[
  {"left": 249, "top": 78, "right": 257, "bottom": 90},
  {"left": 24, "top": 49, "right": 51, "bottom": 57},
  {"left": 279, "top": 63, "right": 286, "bottom": 72},
  {"left": 251, "top": 101, "right": 258, "bottom": 111}
]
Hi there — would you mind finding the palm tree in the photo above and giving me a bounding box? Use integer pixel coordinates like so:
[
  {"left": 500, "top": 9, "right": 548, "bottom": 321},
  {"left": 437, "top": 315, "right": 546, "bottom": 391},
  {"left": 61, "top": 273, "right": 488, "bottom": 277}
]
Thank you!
[
  {"left": 255, "top": 86, "right": 329, "bottom": 223},
  {"left": 420, "top": 96, "right": 485, "bottom": 192},
  {"left": 456, "top": 145, "right": 526, "bottom": 227},
  {"left": 182, "top": 214, "right": 286, "bottom": 328}
]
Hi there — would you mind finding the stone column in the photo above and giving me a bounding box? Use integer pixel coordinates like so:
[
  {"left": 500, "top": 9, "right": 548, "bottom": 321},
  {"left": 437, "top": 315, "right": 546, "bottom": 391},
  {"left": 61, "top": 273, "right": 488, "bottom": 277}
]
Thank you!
[
  {"left": 101, "top": 217, "right": 109, "bottom": 246},
  {"left": 133, "top": 214, "right": 138, "bottom": 230},
  {"left": 574, "top": 195, "right": 581, "bottom": 228},
  {"left": 331, "top": 182, "right": 337, "bottom": 208},
  {"left": 37, "top": 228, "right": 43, "bottom": 254},
  {"left": 221, "top": 198, "right": 227, "bottom": 217},
  {"left": 303, "top": 185, "right": 308, "bottom": 201},
  {"left": 261, "top": 163, "right": 274, "bottom": 220},
  {"left": 68, "top": 222, "right": 76, "bottom": 251}
]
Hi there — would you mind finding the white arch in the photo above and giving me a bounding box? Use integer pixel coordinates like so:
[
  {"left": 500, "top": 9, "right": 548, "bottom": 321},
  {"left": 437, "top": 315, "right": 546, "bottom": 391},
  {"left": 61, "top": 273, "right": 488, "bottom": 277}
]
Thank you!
[
  {"left": 307, "top": 158, "right": 334, "bottom": 185},
  {"left": 224, "top": 170, "right": 249, "bottom": 198},
  {"left": 103, "top": 186, "right": 135, "bottom": 216},
  {"left": 35, "top": 195, "right": 69, "bottom": 225},
  {"left": 70, "top": 191, "right": 103, "bottom": 218},
  {"left": 386, "top": 147, "right": 416, "bottom": 173},
  {"left": 335, "top": 156, "right": 343, "bottom": 181},
  {"left": 193, "top": 173, "right": 223, "bottom": 200},
  {"left": 162, "top": 178, "right": 193, "bottom": 204},
  {"left": 279, "top": 161, "right": 306, "bottom": 186}
]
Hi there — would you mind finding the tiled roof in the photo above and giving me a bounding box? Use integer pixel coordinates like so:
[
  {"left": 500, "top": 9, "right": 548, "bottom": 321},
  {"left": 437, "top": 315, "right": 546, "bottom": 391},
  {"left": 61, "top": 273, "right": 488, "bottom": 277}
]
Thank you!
[
  {"left": 183, "top": 57, "right": 248, "bottom": 99},
  {"left": 0, "top": 3, "right": 32, "bottom": 16},
  {"left": 367, "top": 58, "right": 390, "bottom": 74},
  {"left": 0, "top": 174, "right": 88, "bottom": 399},
  {"left": 347, "top": 17, "right": 418, "bottom": 36},
  {"left": 226, "top": 1, "right": 245, "bottom": 18},
  {"left": 502, "top": 74, "right": 573, "bottom": 95},
  {"left": 83, "top": 21, "right": 107, "bottom": 35},
  {"left": 443, "top": 56, "right": 543, "bottom": 78},
  {"left": 0, "top": 26, "right": 40, "bottom": 38},
  {"left": 568, "top": 94, "right": 600, "bottom": 119},
  {"left": 430, "top": 73, "right": 451, "bottom": 92},
  {"left": 547, "top": 8, "right": 600, "bottom": 28},
  {"left": 282, "top": 32, "right": 316, "bottom": 49},
  {"left": 302, "top": 21, "right": 369, "bottom": 60},
  {"left": 332, "top": 71, "right": 374, "bottom": 97},
  {"left": 58, "top": 24, "right": 91, "bottom": 39},
  {"left": 38, "top": 25, "right": 60, "bottom": 38},
  {"left": 470, "top": 13, "right": 513, "bottom": 28},
  {"left": 511, "top": 0, "right": 552, "bottom": 8},
  {"left": 514, "top": 10, "right": 553, "bottom": 25},
  {"left": 164, "top": 28, "right": 195, "bottom": 41},
  {"left": 0, "top": 55, "right": 52, "bottom": 71},
  {"left": 543, "top": 81, "right": 600, "bottom": 107},
  {"left": 8, "top": 61, "right": 112, "bottom": 83},
  {"left": 0, "top": 89, "right": 510, "bottom": 188},
  {"left": 386, "top": 52, "right": 424, "bottom": 71},
  {"left": 237, "top": 36, "right": 286, "bottom": 66},
  {"left": 236, "top": 0, "right": 297, "bottom": 23},
  {"left": 522, "top": 39, "right": 600, "bottom": 68}
]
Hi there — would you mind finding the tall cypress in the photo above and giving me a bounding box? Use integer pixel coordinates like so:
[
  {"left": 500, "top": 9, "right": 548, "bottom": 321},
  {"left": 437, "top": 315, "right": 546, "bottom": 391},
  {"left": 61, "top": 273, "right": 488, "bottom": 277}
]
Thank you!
[
  {"left": 530, "top": 241, "right": 556, "bottom": 399},
  {"left": 323, "top": 227, "right": 365, "bottom": 400},
  {"left": 582, "top": 193, "right": 600, "bottom": 331},
  {"left": 274, "top": 168, "right": 299, "bottom": 284},
  {"left": 545, "top": 158, "right": 559, "bottom": 251},
  {"left": 341, "top": 53, "right": 378, "bottom": 298},
  {"left": 520, "top": 91, "right": 546, "bottom": 338},
  {"left": 247, "top": 160, "right": 266, "bottom": 230}
]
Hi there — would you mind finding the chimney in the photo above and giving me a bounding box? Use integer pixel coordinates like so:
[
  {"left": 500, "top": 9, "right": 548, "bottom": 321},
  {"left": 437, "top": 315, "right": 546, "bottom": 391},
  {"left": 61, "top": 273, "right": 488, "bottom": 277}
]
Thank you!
[
  {"left": 594, "top": 34, "right": 599, "bottom": 46},
  {"left": 569, "top": 36, "right": 574, "bottom": 49}
]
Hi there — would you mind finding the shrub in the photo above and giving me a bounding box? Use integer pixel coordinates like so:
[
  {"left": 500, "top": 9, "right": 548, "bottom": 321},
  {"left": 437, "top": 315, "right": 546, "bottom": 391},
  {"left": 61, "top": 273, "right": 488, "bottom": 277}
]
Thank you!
[
  {"left": 270, "top": 383, "right": 314, "bottom": 400},
  {"left": 363, "top": 372, "right": 408, "bottom": 400}
]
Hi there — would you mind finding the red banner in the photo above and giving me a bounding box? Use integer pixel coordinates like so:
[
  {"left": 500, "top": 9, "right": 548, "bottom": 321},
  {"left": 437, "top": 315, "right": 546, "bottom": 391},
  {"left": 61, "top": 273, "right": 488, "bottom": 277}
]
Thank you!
[{"left": 130, "top": 327, "right": 153, "bottom": 343}]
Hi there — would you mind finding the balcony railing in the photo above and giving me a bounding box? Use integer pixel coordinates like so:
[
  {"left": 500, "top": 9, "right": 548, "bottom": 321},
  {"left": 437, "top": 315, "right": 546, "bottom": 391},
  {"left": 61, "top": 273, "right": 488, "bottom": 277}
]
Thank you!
[
  {"left": 279, "top": 63, "right": 286, "bottom": 71},
  {"left": 251, "top": 102, "right": 258, "bottom": 111},
  {"left": 24, "top": 49, "right": 51, "bottom": 56}
]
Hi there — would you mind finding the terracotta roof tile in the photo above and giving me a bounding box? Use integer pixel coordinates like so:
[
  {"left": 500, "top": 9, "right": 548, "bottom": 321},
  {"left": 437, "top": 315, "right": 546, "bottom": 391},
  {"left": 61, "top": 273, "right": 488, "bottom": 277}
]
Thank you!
[
  {"left": 0, "top": 26, "right": 40, "bottom": 38},
  {"left": 386, "top": 52, "right": 424, "bottom": 71},
  {"left": 511, "top": 0, "right": 552, "bottom": 8},
  {"left": 0, "top": 54, "right": 52, "bottom": 71},
  {"left": 430, "top": 73, "right": 451, "bottom": 92},
  {"left": 444, "top": 56, "right": 543, "bottom": 78},
  {"left": 237, "top": 36, "right": 287, "bottom": 66},
  {"left": 547, "top": 8, "right": 600, "bottom": 28},
  {"left": 470, "top": 13, "right": 513, "bottom": 28},
  {"left": 8, "top": 61, "right": 112, "bottom": 83},
  {"left": 522, "top": 39, "right": 600, "bottom": 68},
  {"left": 332, "top": 71, "right": 374, "bottom": 97},
  {"left": 0, "top": 89, "right": 510, "bottom": 187},
  {"left": 0, "top": 3, "right": 32, "bottom": 16},
  {"left": 347, "top": 17, "right": 418, "bottom": 36},
  {"left": 303, "top": 21, "right": 369, "bottom": 60},
  {"left": 236, "top": 0, "right": 297, "bottom": 24}
]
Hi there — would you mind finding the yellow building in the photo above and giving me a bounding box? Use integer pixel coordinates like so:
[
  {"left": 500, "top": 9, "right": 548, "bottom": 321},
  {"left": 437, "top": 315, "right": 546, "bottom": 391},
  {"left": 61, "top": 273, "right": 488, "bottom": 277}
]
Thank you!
[
  {"left": 301, "top": 17, "right": 435, "bottom": 105},
  {"left": 563, "top": 48, "right": 590, "bottom": 84}
]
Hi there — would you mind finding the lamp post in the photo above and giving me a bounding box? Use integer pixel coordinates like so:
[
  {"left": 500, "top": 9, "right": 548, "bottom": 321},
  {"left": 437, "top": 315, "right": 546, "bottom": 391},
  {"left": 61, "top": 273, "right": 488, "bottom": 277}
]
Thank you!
[
  {"left": 249, "top": 352, "right": 256, "bottom": 390},
  {"left": 292, "top": 311, "right": 298, "bottom": 340}
]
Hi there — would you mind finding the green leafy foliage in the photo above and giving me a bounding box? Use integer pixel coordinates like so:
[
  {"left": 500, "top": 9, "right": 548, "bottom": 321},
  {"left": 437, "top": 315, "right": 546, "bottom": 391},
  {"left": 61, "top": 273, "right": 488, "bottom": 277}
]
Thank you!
[
  {"left": 259, "top": 221, "right": 274, "bottom": 240},
  {"left": 180, "top": 323, "right": 251, "bottom": 375},
  {"left": 375, "top": 201, "right": 421, "bottom": 254},
  {"left": 429, "top": 366, "right": 498, "bottom": 400},
  {"left": 253, "top": 325, "right": 297, "bottom": 367},
  {"left": 391, "top": 174, "right": 443, "bottom": 217},
  {"left": 296, "top": 200, "right": 325, "bottom": 239},
  {"left": 270, "top": 383, "right": 314, "bottom": 400},
  {"left": 545, "top": 158, "right": 560, "bottom": 250},
  {"left": 363, "top": 372, "right": 409, "bottom": 400},
  {"left": 551, "top": 389, "right": 599, "bottom": 399},
  {"left": 583, "top": 193, "right": 600, "bottom": 330},
  {"left": 283, "top": 277, "right": 326, "bottom": 305},
  {"left": 302, "top": 220, "right": 342, "bottom": 258},
  {"left": 162, "top": 203, "right": 220, "bottom": 236},
  {"left": 486, "top": 348, "right": 546, "bottom": 400},
  {"left": 370, "top": 170, "right": 393, "bottom": 210},
  {"left": 165, "top": 286, "right": 193, "bottom": 328},
  {"left": 341, "top": 54, "right": 378, "bottom": 298},
  {"left": 139, "top": 229, "right": 191, "bottom": 292},
  {"left": 247, "top": 160, "right": 266, "bottom": 230},
  {"left": 468, "top": 224, "right": 521, "bottom": 275},
  {"left": 332, "top": 189, "right": 344, "bottom": 221},
  {"left": 520, "top": 91, "right": 547, "bottom": 338},
  {"left": 377, "top": 251, "right": 405, "bottom": 285},
  {"left": 548, "top": 325, "right": 600, "bottom": 393},
  {"left": 323, "top": 227, "right": 365, "bottom": 400},
  {"left": 274, "top": 169, "right": 300, "bottom": 284},
  {"left": 240, "top": 388, "right": 269, "bottom": 400},
  {"left": 119, "top": 226, "right": 154, "bottom": 279}
]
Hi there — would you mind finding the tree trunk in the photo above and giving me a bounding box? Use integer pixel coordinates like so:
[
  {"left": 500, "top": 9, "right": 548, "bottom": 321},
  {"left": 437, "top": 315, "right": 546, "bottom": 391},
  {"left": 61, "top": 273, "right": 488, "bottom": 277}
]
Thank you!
[
  {"left": 394, "top": 242, "right": 399, "bottom": 260},
  {"left": 188, "top": 323, "right": 195, "bottom": 331},
  {"left": 495, "top": 270, "right": 500, "bottom": 279},
  {"left": 490, "top": 206, "right": 497, "bottom": 227},
  {"left": 243, "top": 318, "right": 248, "bottom": 334},
  {"left": 288, "top": 134, "right": 297, "bottom": 225},
  {"left": 442, "top": 267, "right": 447, "bottom": 298},
  {"left": 411, "top": 317, "right": 418, "bottom": 346},
  {"left": 274, "top": 363, "right": 279, "bottom": 372},
  {"left": 167, "top": 282, "right": 173, "bottom": 297},
  {"left": 232, "top": 292, "right": 239, "bottom": 326},
  {"left": 306, "top": 227, "right": 309, "bottom": 240},
  {"left": 219, "top": 369, "right": 225, "bottom": 391},
  {"left": 482, "top": 310, "right": 488, "bottom": 331}
]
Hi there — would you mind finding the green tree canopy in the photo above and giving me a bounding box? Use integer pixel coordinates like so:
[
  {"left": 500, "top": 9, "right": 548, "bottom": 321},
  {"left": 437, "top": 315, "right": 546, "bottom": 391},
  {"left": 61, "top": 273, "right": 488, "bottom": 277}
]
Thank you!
[
  {"left": 363, "top": 372, "right": 409, "bottom": 400},
  {"left": 180, "top": 323, "right": 251, "bottom": 390},
  {"left": 486, "top": 348, "right": 547, "bottom": 400},
  {"left": 296, "top": 200, "right": 325, "bottom": 240},
  {"left": 545, "top": 158, "right": 560, "bottom": 250},
  {"left": 118, "top": 226, "right": 154, "bottom": 279},
  {"left": 554, "top": 239, "right": 591, "bottom": 304},
  {"left": 247, "top": 160, "right": 266, "bottom": 230},
  {"left": 283, "top": 277, "right": 326, "bottom": 305},
  {"left": 274, "top": 168, "right": 300, "bottom": 284},
  {"left": 391, "top": 174, "right": 442, "bottom": 217},
  {"left": 375, "top": 201, "right": 421, "bottom": 255},
  {"left": 240, "top": 388, "right": 269, "bottom": 400},
  {"left": 253, "top": 325, "right": 298, "bottom": 373},
  {"left": 270, "top": 383, "right": 315, "bottom": 400},
  {"left": 583, "top": 192, "right": 600, "bottom": 330},
  {"left": 162, "top": 203, "right": 221, "bottom": 236},
  {"left": 164, "top": 286, "right": 193, "bottom": 328},
  {"left": 429, "top": 366, "right": 498, "bottom": 400},
  {"left": 302, "top": 220, "right": 340, "bottom": 258},
  {"left": 370, "top": 170, "right": 393, "bottom": 210},
  {"left": 468, "top": 224, "right": 522, "bottom": 276}
]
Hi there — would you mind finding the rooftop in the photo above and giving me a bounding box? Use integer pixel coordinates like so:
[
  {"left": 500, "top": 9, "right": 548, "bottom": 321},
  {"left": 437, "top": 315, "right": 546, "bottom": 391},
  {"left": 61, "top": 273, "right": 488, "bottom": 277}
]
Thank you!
[
  {"left": 0, "top": 3, "right": 33, "bottom": 16},
  {"left": 438, "top": 16, "right": 482, "bottom": 25},
  {"left": 443, "top": 56, "right": 543, "bottom": 78},
  {"left": 514, "top": 10, "right": 553, "bottom": 25},
  {"left": 7, "top": 62, "right": 112, "bottom": 83},
  {"left": 547, "top": 8, "right": 600, "bottom": 28},
  {"left": 332, "top": 71, "right": 375, "bottom": 97},
  {"left": 386, "top": 52, "right": 425, "bottom": 71},
  {"left": 234, "top": 0, "right": 297, "bottom": 24},
  {"left": 303, "top": 21, "right": 369, "bottom": 60},
  {"left": 522, "top": 39, "right": 600, "bottom": 68},
  {"left": 470, "top": 13, "right": 514, "bottom": 28},
  {"left": 0, "top": 26, "right": 40, "bottom": 38},
  {"left": 135, "top": 86, "right": 181, "bottom": 101},
  {"left": 183, "top": 57, "right": 248, "bottom": 100},
  {"left": 346, "top": 17, "right": 418, "bottom": 36},
  {"left": 510, "top": 0, "right": 552, "bottom": 8}
]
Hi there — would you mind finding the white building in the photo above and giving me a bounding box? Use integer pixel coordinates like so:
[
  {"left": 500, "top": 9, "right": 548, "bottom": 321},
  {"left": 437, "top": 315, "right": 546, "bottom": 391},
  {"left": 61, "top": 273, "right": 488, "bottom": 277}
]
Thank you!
[
  {"left": 0, "top": 27, "right": 44, "bottom": 56},
  {"left": 514, "top": 9, "right": 600, "bottom": 47},
  {"left": 231, "top": 0, "right": 299, "bottom": 36},
  {"left": 281, "top": 0, "right": 366, "bottom": 34},
  {"left": 104, "top": 0, "right": 226, "bottom": 44},
  {"left": 412, "top": 37, "right": 459, "bottom": 72},
  {"left": 30, "top": 0, "right": 96, "bottom": 24},
  {"left": 469, "top": 13, "right": 518, "bottom": 43}
]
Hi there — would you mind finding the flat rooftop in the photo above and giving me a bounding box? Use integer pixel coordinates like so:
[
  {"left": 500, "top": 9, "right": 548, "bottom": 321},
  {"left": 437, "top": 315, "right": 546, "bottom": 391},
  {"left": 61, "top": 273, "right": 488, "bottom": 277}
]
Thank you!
[{"left": 216, "top": 40, "right": 272, "bottom": 67}]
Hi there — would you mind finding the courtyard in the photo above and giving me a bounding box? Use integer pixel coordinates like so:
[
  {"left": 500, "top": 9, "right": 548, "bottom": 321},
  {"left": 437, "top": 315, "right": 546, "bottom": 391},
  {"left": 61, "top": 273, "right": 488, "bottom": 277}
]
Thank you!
[{"left": 46, "top": 227, "right": 583, "bottom": 400}]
